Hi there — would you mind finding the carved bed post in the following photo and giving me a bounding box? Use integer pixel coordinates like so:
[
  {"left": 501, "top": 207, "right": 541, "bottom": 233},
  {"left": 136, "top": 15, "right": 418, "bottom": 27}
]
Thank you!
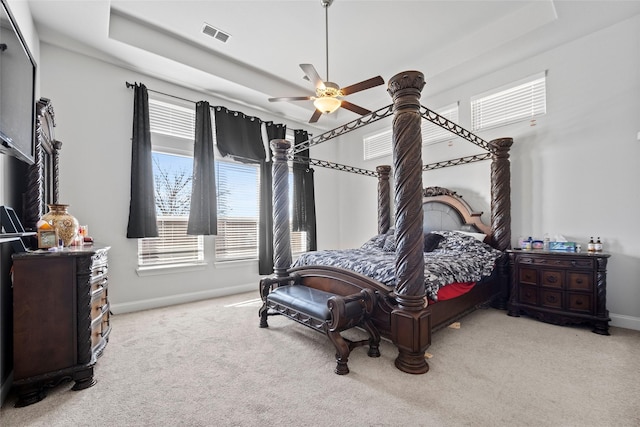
[
  {"left": 271, "top": 139, "right": 292, "bottom": 278},
  {"left": 489, "top": 138, "right": 513, "bottom": 251},
  {"left": 376, "top": 165, "right": 391, "bottom": 235},
  {"left": 387, "top": 71, "right": 430, "bottom": 374}
]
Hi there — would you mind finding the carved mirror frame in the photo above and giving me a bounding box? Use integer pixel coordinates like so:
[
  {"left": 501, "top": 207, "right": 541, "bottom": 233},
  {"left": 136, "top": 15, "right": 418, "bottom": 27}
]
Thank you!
[{"left": 23, "top": 98, "right": 61, "bottom": 231}]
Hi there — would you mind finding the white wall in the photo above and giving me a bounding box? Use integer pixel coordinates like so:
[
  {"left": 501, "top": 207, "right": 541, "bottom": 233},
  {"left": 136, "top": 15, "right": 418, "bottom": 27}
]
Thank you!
[
  {"left": 337, "top": 15, "right": 640, "bottom": 330},
  {"left": 38, "top": 43, "right": 340, "bottom": 313}
]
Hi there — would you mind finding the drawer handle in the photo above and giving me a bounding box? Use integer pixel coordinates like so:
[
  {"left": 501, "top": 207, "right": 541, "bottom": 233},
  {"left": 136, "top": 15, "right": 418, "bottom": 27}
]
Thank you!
[
  {"left": 546, "top": 276, "right": 557, "bottom": 283},
  {"left": 571, "top": 260, "right": 577, "bottom": 267},
  {"left": 576, "top": 278, "right": 583, "bottom": 284},
  {"left": 576, "top": 300, "right": 583, "bottom": 306},
  {"left": 546, "top": 295, "right": 557, "bottom": 303}
]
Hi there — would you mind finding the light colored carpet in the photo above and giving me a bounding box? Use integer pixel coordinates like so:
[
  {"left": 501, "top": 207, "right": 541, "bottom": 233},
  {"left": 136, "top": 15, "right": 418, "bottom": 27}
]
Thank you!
[{"left": 1, "top": 291, "right": 639, "bottom": 427}]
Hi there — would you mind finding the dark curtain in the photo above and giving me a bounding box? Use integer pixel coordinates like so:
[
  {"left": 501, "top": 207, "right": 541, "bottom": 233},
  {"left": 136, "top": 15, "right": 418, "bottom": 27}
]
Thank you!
[
  {"left": 214, "top": 107, "right": 265, "bottom": 162},
  {"left": 292, "top": 130, "right": 317, "bottom": 251},
  {"left": 187, "top": 101, "right": 217, "bottom": 235},
  {"left": 259, "top": 122, "right": 286, "bottom": 275},
  {"left": 127, "top": 83, "right": 158, "bottom": 238}
]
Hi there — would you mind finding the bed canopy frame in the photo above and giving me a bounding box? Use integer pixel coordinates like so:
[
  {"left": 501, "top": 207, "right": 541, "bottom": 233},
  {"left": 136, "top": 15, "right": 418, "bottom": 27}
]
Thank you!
[{"left": 268, "top": 70, "right": 513, "bottom": 374}]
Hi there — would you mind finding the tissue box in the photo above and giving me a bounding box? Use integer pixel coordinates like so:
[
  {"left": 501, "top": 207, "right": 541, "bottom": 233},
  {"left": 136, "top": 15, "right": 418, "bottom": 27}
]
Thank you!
[{"left": 549, "top": 241, "right": 576, "bottom": 252}]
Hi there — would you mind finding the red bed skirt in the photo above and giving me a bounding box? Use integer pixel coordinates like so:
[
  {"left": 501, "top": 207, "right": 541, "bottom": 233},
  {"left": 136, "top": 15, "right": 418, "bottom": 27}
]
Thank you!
[{"left": 429, "top": 282, "right": 475, "bottom": 304}]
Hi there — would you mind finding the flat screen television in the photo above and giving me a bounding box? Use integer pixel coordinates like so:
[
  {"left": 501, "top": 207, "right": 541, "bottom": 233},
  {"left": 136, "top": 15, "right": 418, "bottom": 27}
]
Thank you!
[{"left": 0, "top": 0, "right": 36, "bottom": 165}]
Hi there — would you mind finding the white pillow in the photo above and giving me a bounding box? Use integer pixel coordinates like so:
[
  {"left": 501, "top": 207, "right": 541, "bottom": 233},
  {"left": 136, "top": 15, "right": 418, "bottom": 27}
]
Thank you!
[{"left": 455, "top": 230, "right": 487, "bottom": 242}]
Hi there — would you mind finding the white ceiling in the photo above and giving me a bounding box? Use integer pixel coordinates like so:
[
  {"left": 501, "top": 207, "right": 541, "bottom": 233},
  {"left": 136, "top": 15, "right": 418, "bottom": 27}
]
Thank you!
[{"left": 25, "top": 0, "right": 640, "bottom": 130}]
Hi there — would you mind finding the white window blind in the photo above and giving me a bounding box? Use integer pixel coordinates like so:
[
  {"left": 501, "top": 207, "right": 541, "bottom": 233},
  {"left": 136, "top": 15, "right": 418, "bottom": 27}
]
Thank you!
[
  {"left": 148, "top": 98, "right": 195, "bottom": 140},
  {"left": 421, "top": 103, "right": 459, "bottom": 146},
  {"left": 363, "top": 103, "right": 460, "bottom": 160},
  {"left": 471, "top": 72, "right": 546, "bottom": 131},
  {"left": 138, "top": 216, "right": 204, "bottom": 266},
  {"left": 215, "top": 161, "right": 260, "bottom": 261},
  {"left": 363, "top": 129, "right": 393, "bottom": 160}
]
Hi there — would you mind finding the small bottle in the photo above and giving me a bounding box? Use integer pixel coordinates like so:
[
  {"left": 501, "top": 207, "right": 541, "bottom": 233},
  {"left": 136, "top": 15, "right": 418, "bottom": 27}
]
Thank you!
[
  {"left": 588, "top": 237, "right": 595, "bottom": 253},
  {"left": 595, "top": 237, "right": 603, "bottom": 252},
  {"left": 543, "top": 233, "right": 550, "bottom": 251},
  {"left": 523, "top": 236, "right": 532, "bottom": 250}
]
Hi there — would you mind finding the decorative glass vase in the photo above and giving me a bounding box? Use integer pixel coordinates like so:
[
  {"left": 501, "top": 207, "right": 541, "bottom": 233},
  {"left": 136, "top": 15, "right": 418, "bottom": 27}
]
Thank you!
[{"left": 41, "top": 204, "right": 79, "bottom": 247}]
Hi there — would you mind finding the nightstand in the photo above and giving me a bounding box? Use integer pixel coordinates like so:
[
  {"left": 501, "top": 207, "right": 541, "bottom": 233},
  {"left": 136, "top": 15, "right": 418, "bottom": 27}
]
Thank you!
[{"left": 506, "top": 249, "right": 611, "bottom": 335}]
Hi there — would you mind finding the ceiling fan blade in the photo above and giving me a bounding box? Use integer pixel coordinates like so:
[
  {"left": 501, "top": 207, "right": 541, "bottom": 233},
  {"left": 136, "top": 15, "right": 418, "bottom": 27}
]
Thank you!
[
  {"left": 309, "top": 109, "right": 323, "bottom": 123},
  {"left": 340, "top": 100, "right": 371, "bottom": 116},
  {"left": 268, "top": 96, "right": 312, "bottom": 102},
  {"left": 300, "top": 64, "right": 324, "bottom": 89},
  {"left": 340, "top": 76, "right": 385, "bottom": 96}
]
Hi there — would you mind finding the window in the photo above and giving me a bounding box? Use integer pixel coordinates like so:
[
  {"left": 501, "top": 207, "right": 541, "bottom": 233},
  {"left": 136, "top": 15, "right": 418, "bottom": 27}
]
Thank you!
[
  {"left": 215, "top": 160, "right": 260, "bottom": 261},
  {"left": 362, "top": 103, "right": 460, "bottom": 160},
  {"left": 471, "top": 71, "right": 546, "bottom": 131},
  {"left": 139, "top": 97, "right": 308, "bottom": 268}
]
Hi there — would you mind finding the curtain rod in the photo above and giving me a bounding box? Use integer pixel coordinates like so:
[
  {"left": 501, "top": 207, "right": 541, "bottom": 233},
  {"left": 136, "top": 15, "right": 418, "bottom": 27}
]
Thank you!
[{"left": 125, "top": 81, "right": 303, "bottom": 131}]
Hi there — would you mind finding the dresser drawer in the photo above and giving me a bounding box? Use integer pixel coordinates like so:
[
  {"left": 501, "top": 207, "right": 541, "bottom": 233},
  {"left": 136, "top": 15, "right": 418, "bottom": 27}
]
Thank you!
[
  {"left": 519, "top": 267, "right": 537, "bottom": 285},
  {"left": 541, "top": 270, "right": 563, "bottom": 288},
  {"left": 540, "top": 289, "right": 563, "bottom": 309},
  {"left": 519, "top": 256, "right": 593, "bottom": 270},
  {"left": 567, "top": 292, "right": 593, "bottom": 314},
  {"left": 519, "top": 284, "right": 538, "bottom": 305},
  {"left": 568, "top": 272, "right": 592, "bottom": 291}
]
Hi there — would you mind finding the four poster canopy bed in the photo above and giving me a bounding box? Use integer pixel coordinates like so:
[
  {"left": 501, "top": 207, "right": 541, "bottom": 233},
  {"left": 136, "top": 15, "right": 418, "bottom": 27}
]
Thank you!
[{"left": 259, "top": 71, "right": 513, "bottom": 375}]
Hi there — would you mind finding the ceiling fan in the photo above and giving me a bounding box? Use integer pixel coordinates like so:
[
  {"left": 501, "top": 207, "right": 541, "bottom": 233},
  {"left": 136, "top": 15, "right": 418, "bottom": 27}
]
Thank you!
[{"left": 268, "top": 0, "right": 385, "bottom": 123}]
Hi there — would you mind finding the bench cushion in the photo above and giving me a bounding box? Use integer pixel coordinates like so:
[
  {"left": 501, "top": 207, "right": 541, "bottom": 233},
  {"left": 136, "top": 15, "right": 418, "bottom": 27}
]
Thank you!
[{"left": 267, "top": 285, "right": 334, "bottom": 320}]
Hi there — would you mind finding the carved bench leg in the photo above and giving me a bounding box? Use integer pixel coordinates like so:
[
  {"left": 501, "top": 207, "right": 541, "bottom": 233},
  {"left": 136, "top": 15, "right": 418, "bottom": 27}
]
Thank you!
[
  {"left": 326, "top": 329, "right": 350, "bottom": 375},
  {"left": 259, "top": 303, "right": 269, "bottom": 328},
  {"left": 361, "top": 319, "right": 381, "bottom": 358}
]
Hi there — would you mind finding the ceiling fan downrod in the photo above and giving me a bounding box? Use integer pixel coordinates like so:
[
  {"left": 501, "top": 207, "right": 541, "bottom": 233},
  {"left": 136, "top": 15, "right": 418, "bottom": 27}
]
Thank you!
[{"left": 322, "top": 0, "right": 333, "bottom": 83}]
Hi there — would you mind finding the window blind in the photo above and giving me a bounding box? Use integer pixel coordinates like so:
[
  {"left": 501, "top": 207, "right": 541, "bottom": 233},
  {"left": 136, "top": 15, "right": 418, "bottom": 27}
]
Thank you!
[
  {"left": 149, "top": 98, "right": 195, "bottom": 140},
  {"left": 363, "top": 103, "right": 460, "bottom": 160},
  {"left": 471, "top": 72, "right": 546, "bottom": 131},
  {"left": 138, "top": 217, "right": 204, "bottom": 266},
  {"left": 215, "top": 161, "right": 260, "bottom": 261}
]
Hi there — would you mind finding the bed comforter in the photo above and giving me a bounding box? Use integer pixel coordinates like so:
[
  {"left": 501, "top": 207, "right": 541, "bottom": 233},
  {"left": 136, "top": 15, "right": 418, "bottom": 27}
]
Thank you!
[{"left": 292, "top": 231, "right": 503, "bottom": 301}]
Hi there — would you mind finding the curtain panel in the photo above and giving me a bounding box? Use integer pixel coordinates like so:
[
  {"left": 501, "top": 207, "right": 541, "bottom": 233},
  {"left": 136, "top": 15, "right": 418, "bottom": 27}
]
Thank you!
[
  {"left": 259, "top": 122, "right": 286, "bottom": 275},
  {"left": 187, "top": 101, "right": 217, "bottom": 235},
  {"left": 292, "top": 130, "right": 317, "bottom": 251},
  {"left": 214, "top": 107, "right": 265, "bottom": 162},
  {"left": 127, "top": 83, "right": 159, "bottom": 238}
]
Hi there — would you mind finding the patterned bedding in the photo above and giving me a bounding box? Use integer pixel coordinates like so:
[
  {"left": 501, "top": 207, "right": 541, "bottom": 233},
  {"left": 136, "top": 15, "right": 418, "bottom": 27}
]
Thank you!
[{"left": 292, "top": 230, "right": 503, "bottom": 302}]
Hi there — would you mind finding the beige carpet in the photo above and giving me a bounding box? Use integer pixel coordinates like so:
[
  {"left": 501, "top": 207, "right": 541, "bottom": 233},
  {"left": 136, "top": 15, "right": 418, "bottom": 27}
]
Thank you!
[{"left": 1, "top": 291, "right": 639, "bottom": 427}]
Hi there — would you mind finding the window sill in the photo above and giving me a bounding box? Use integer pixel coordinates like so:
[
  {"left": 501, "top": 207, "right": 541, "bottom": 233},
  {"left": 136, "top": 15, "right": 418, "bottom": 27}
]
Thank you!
[
  {"left": 214, "top": 258, "right": 258, "bottom": 269},
  {"left": 136, "top": 262, "right": 208, "bottom": 277}
]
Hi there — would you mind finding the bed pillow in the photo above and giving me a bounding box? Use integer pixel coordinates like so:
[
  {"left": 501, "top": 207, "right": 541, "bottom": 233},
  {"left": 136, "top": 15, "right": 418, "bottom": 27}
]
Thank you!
[
  {"left": 361, "top": 233, "right": 387, "bottom": 250},
  {"left": 455, "top": 230, "right": 487, "bottom": 242},
  {"left": 382, "top": 231, "right": 397, "bottom": 252},
  {"left": 424, "top": 232, "right": 445, "bottom": 252}
]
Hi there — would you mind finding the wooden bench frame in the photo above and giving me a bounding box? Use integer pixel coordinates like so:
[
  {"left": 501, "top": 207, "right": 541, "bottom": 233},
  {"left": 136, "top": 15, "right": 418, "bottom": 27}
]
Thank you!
[{"left": 259, "top": 274, "right": 381, "bottom": 375}]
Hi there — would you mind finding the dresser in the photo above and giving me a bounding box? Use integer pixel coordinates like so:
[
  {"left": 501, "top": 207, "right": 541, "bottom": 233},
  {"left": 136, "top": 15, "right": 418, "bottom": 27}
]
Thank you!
[
  {"left": 11, "top": 245, "right": 111, "bottom": 407},
  {"left": 507, "top": 249, "right": 610, "bottom": 335}
]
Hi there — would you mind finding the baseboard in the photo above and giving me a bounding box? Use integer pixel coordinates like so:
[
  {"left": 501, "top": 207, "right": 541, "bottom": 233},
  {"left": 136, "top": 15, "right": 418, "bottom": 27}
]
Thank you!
[
  {"left": 1, "top": 370, "right": 13, "bottom": 407},
  {"left": 610, "top": 313, "right": 640, "bottom": 331},
  {"left": 109, "top": 283, "right": 257, "bottom": 314}
]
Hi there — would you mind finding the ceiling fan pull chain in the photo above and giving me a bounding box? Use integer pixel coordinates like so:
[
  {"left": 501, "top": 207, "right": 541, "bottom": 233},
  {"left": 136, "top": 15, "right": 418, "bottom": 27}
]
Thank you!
[{"left": 325, "top": 1, "right": 330, "bottom": 82}]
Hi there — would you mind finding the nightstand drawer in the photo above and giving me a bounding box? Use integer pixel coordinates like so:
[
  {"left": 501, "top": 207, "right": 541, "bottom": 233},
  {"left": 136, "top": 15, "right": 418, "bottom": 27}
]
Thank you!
[
  {"left": 568, "top": 272, "right": 592, "bottom": 291},
  {"left": 568, "top": 292, "right": 593, "bottom": 313},
  {"left": 519, "top": 284, "right": 538, "bottom": 305},
  {"left": 541, "top": 289, "right": 563, "bottom": 309}
]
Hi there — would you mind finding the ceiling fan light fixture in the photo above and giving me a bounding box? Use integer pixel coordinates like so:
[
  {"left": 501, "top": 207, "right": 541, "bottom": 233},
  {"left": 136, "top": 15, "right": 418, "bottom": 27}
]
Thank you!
[{"left": 313, "top": 96, "right": 341, "bottom": 114}]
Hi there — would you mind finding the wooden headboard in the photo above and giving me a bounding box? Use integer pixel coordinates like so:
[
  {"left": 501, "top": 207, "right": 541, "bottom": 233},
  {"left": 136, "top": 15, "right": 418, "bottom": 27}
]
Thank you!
[{"left": 422, "top": 186, "right": 492, "bottom": 244}]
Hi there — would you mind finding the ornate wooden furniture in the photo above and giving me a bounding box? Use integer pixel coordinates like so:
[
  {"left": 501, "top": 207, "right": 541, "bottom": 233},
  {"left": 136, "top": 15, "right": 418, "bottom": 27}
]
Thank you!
[
  {"left": 11, "top": 245, "right": 111, "bottom": 407},
  {"left": 507, "top": 249, "right": 611, "bottom": 335},
  {"left": 262, "top": 70, "right": 513, "bottom": 375},
  {"left": 23, "top": 97, "right": 62, "bottom": 231},
  {"left": 260, "top": 273, "right": 380, "bottom": 375}
]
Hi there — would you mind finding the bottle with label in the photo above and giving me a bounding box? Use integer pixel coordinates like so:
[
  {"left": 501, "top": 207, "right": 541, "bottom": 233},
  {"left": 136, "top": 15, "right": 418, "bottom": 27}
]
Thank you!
[
  {"left": 543, "top": 233, "right": 550, "bottom": 250},
  {"left": 588, "top": 237, "right": 595, "bottom": 253},
  {"left": 595, "top": 237, "right": 603, "bottom": 252}
]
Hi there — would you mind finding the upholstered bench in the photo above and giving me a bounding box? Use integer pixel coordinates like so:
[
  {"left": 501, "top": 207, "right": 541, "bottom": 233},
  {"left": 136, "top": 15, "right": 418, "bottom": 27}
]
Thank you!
[{"left": 259, "top": 275, "right": 381, "bottom": 375}]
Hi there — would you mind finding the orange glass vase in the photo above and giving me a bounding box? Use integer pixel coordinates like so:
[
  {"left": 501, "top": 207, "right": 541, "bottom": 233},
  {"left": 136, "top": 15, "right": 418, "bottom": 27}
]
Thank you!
[{"left": 41, "top": 204, "right": 79, "bottom": 247}]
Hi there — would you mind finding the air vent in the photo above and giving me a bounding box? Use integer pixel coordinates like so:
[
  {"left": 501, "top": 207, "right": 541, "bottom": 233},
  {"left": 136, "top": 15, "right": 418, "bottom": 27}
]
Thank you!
[{"left": 202, "top": 23, "right": 231, "bottom": 43}]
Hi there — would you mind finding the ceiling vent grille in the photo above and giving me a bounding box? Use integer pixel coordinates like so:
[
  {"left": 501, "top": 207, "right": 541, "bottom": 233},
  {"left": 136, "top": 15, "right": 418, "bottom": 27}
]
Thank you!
[{"left": 202, "top": 23, "right": 231, "bottom": 43}]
